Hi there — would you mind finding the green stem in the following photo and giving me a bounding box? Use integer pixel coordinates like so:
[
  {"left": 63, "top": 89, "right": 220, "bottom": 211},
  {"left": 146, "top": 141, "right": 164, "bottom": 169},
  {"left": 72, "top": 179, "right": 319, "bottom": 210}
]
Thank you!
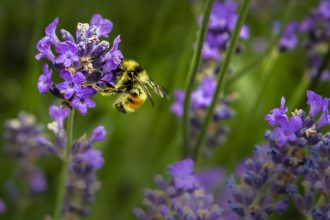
[
  {"left": 192, "top": 0, "right": 251, "bottom": 162},
  {"left": 182, "top": 0, "right": 216, "bottom": 158},
  {"left": 53, "top": 109, "right": 75, "bottom": 220}
]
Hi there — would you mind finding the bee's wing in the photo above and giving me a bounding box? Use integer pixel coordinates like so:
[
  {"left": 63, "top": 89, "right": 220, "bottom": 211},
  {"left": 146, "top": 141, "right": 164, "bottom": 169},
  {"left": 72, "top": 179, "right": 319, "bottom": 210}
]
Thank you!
[
  {"left": 147, "top": 78, "right": 169, "bottom": 99},
  {"left": 133, "top": 75, "right": 155, "bottom": 107}
]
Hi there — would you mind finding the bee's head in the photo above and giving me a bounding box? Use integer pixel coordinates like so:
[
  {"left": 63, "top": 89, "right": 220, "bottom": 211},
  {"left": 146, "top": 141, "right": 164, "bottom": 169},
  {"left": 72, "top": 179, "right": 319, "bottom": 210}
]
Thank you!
[{"left": 123, "top": 60, "right": 144, "bottom": 76}]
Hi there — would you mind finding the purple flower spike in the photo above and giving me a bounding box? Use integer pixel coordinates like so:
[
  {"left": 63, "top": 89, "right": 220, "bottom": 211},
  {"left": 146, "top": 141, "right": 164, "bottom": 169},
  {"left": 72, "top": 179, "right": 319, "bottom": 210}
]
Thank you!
[
  {"left": 202, "top": 0, "right": 249, "bottom": 61},
  {"left": 90, "top": 126, "right": 107, "bottom": 143},
  {"left": 80, "top": 149, "right": 104, "bottom": 169},
  {"left": 71, "top": 87, "right": 96, "bottom": 115},
  {"left": 45, "top": 17, "right": 60, "bottom": 45},
  {"left": 90, "top": 14, "right": 113, "bottom": 38},
  {"left": 57, "top": 70, "right": 85, "bottom": 99},
  {"left": 167, "top": 159, "right": 199, "bottom": 190},
  {"left": 49, "top": 105, "right": 70, "bottom": 129},
  {"left": 55, "top": 41, "right": 79, "bottom": 67},
  {"left": 36, "top": 14, "right": 125, "bottom": 115},
  {"left": 37, "top": 63, "right": 53, "bottom": 93}
]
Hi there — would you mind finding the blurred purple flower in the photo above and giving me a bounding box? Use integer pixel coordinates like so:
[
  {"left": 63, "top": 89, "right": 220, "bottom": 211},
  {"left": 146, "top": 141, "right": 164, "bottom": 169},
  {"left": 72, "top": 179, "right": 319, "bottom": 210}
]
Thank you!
[
  {"left": 202, "top": 0, "right": 249, "bottom": 61},
  {"left": 49, "top": 105, "right": 70, "bottom": 129},
  {"left": 41, "top": 107, "right": 106, "bottom": 219},
  {"left": 30, "top": 170, "right": 48, "bottom": 193},
  {"left": 134, "top": 159, "right": 223, "bottom": 220},
  {"left": 279, "top": 22, "right": 298, "bottom": 51},
  {"left": 167, "top": 159, "right": 200, "bottom": 190},
  {"left": 3, "top": 113, "right": 48, "bottom": 201},
  {"left": 0, "top": 199, "right": 6, "bottom": 214},
  {"left": 90, "top": 126, "right": 107, "bottom": 143}
]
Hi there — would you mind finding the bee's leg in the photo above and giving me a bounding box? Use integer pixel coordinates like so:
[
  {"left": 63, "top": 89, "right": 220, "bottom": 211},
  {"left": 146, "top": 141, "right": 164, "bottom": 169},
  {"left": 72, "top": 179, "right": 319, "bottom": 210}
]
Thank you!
[{"left": 98, "top": 88, "right": 117, "bottom": 96}]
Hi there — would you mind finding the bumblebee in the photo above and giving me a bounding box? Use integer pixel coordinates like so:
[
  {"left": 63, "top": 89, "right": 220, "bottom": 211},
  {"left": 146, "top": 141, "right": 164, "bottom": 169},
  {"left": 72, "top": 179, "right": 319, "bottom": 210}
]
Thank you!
[{"left": 93, "top": 60, "right": 169, "bottom": 113}]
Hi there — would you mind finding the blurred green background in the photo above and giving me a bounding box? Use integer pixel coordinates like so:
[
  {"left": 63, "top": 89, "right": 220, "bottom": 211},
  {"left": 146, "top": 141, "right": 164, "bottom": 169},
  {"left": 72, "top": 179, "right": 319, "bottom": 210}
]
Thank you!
[{"left": 0, "top": 0, "right": 325, "bottom": 219}]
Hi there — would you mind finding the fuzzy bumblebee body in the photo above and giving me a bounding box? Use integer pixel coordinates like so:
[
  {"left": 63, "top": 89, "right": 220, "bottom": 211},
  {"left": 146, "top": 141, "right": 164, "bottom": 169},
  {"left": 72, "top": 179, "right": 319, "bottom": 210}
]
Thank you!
[{"left": 97, "top": 60, "right": 168, "bottom": 113}]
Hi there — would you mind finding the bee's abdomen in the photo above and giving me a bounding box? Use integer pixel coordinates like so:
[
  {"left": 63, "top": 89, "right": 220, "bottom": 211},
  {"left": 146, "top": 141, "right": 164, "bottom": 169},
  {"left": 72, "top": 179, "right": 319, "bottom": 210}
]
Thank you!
[{"left": 114, "top": 94, "right": 145, "bottom": 113}]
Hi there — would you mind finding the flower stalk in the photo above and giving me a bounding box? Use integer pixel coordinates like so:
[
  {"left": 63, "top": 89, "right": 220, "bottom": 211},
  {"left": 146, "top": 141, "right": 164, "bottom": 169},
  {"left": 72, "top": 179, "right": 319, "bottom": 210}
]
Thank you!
[
  {"left": 182, "top": 0, "right": 215, "bottom": 157},
  {"left": 193, "top": 0, "right": 251, "bottom": 162},
  {"left": 53, "top": 109, "right": 75, "bottom": 220}
]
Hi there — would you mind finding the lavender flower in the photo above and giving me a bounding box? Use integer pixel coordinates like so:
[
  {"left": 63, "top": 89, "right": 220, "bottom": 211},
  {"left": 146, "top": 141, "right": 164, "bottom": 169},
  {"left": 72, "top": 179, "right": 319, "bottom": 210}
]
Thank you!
[
  {"left": 134, "top": 159, "right": 223, "bottom": 220},
  {"left": 40, "top": 105, "right": 106, "bottom": 219},
  {"left": 227, "top": 90, "right": 330, "bottom": 219},
  {"left": 279, "top": 22, "right": 298, "bottom": 51},
  {"left": 171, "top": 0, "right": 247, "bottom": 156},
  {"left": 36, "top": 14, "right": 124, "bottom": 115},
  {"left": 3, "top": 113, "right": 48, "bottom": 195},
  {"left": 280, "top": 0, "right": 330, "bottom": 82},
  {"left": 171, "top": 76, "right": 235, "bottom": 156},
  {"left": 202, "top": 0, "right": 249, "bottom": 61},
  {"left": 63, "top": 137, "right": 105, "bottom": 219}
]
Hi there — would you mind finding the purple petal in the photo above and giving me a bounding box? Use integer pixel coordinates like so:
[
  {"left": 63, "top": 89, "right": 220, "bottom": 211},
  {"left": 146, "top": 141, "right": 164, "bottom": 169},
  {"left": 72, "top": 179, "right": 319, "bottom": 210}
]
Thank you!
[
  {"left": 72, "top": 71, "right": 86, "bottom": 85},
  {"left": 45, "top": 17, "right": 60, "bottom": 44},
  {"left": 90, "top": 14, "right": 113, "bottom": 38},
  {"left": 307, "top": 90, "right": 324, "bottom": 117},
  {"left": 35, "top": 36, "right": 55, "bottom": 62},
  {"left": 38, "top": 75, "right": 49, "bottom": 93},
  {"left": 85, "top": 98, "right": 96, "bottom": 108},
  {"left": 110, "top": 35, "right": 121, "bottom": 52},
  {"left": 59, "top": 69, "right": 73, "bottom": 81},
  {"left": 287, "top": 116, "right": 302, "bottom": 132},
  {"left": 90, "top": 126, "right": 107, "bottom": 143}
]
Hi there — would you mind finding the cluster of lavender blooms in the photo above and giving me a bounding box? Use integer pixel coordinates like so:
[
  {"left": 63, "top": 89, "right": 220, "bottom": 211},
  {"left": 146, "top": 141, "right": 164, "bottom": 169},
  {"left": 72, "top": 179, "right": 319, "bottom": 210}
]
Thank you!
[
  {"left": 134, "top": 159, "right": 223, "bottom": 220},
  {"left": 37, "top": 105, "right": 106, "bottom": 219},
  {"left": 202, "top": 0, "right": 249, "bottom": 61},
  {"left": 171, "top": 0, "right": 248, "bottom": 156},
  {"left": 3, "top": 113, "right": 48, "bottom": 198},
  {"left": 279, "top": 0, "right": 330, "bottom": 81},
  {"left": 36, "top": 14, "right": 123, "bottom": 115},
  {"left": 227, "top": 91, "right": 330, "bottom": 219},
  {"left": 141, "top": 90, "right": 330, "bottom": 220}
]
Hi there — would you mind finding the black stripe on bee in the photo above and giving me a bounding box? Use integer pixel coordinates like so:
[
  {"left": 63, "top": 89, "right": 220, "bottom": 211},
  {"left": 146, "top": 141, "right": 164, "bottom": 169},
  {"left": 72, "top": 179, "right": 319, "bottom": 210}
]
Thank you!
[
  {"left": 115, "top": 103, "right": 127, "bottom": 113},
  {"left": 127, "top": 97, "right": 135, "bottom": 104},
  {"left": 133, "top": 65, "right": 144, "bottom": 74}
]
